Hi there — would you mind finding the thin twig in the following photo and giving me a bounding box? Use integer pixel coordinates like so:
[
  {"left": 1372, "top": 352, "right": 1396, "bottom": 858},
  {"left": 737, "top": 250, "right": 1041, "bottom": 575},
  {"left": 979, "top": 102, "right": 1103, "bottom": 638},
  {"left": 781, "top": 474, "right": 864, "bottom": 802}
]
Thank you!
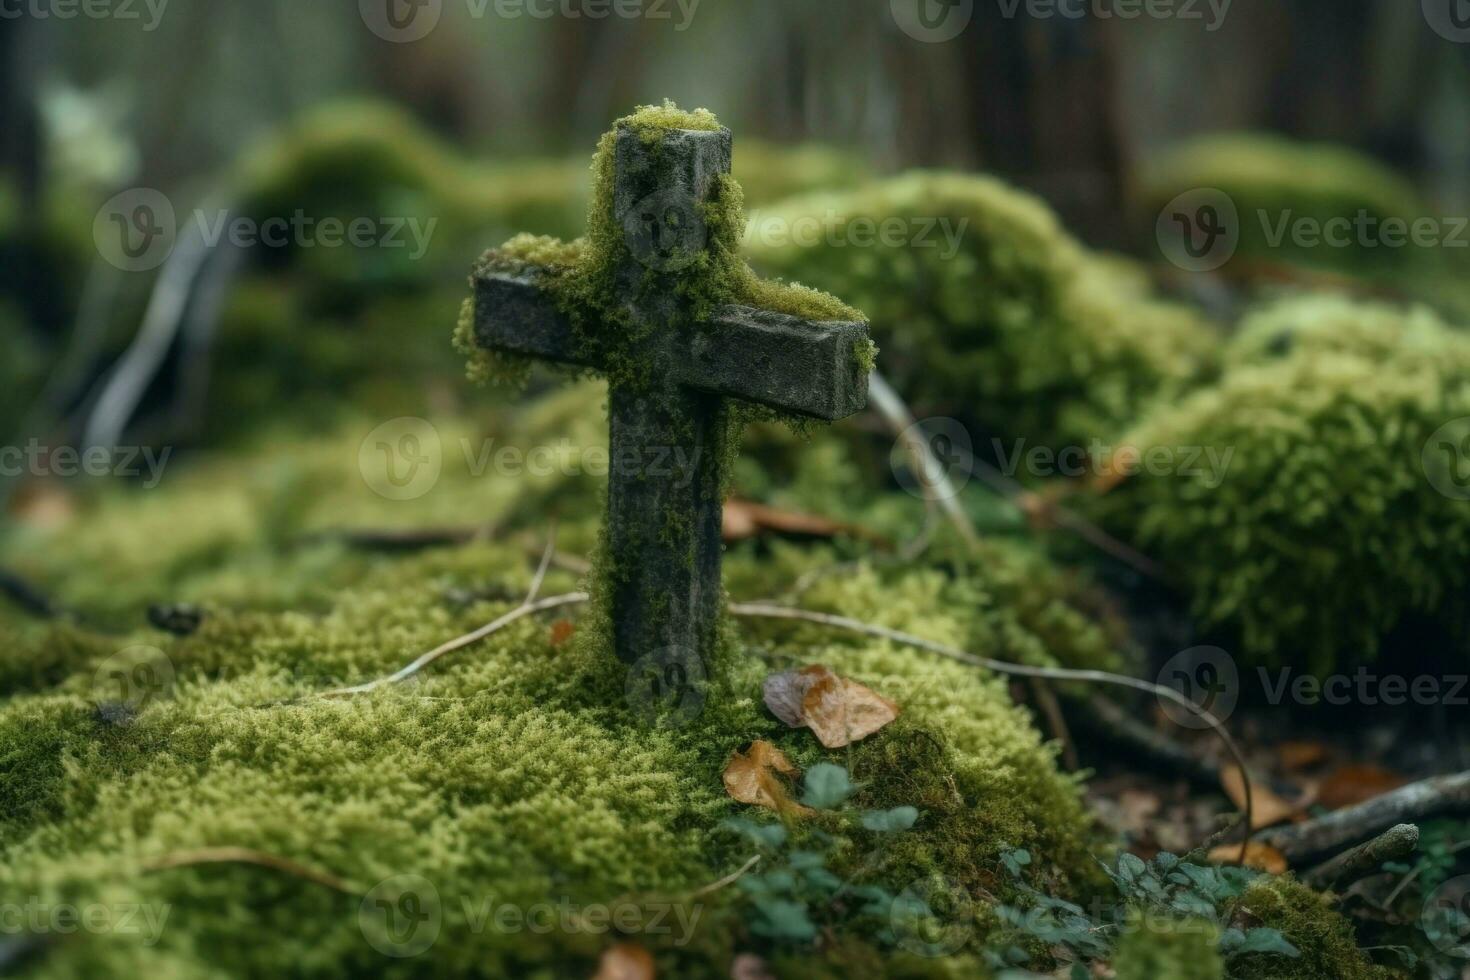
[
  {"left": 727, "top": 600, "right": 1253, "bottom": 859},
  {"left": 141, "top": 847, "right": 357, "bottom": 894},
  {"left": 318, "top": 591, "right": 588, "bottom": 698},
  {"left": 867, "top": 371, "right": 979, "bottom": 548},
  {"left": 1029, "top": 677, "right": 1079, "bottom": 771},
  {"left": 524, "top": 527, "right": 557, "bottom": 604},
  {"left": 686, "top": 854, "right": 762, "bottom": 899}
]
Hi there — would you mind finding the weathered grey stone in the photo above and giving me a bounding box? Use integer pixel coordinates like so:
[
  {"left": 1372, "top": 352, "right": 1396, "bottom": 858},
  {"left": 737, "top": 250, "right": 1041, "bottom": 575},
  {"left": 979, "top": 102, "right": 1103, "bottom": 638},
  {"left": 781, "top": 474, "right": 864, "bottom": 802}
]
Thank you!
[{"left": 471, "top": 121, "right": 869, "bottom": 666}]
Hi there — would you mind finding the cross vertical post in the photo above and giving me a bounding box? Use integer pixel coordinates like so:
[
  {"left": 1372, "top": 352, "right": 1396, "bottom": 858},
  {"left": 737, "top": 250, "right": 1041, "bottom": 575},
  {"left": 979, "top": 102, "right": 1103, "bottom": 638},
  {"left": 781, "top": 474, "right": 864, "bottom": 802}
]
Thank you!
[{"left": 471, "top": 112, "right": 872, "bottom": 671}]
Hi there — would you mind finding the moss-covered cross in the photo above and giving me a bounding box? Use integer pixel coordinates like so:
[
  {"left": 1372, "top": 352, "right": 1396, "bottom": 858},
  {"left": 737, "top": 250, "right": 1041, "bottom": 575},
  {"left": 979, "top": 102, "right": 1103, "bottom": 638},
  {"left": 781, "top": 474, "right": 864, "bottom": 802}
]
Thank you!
[{"left": 464, "top": 103, "right": 872, "bottom": 666}]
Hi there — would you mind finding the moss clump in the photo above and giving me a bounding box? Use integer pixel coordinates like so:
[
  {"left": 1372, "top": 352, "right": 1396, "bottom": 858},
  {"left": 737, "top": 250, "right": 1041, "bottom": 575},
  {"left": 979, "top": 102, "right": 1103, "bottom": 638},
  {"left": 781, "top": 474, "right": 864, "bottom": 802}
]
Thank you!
[
  {"left": 1142, "top": 132, "right": 1425, "bottom": 276},
  {"left": 1225, "top": 293, "right": 1470, "bottom": 374},
  {"left": 1111, "top": 915, "right": 1223, "bottom": 980},
  {"left": 732, "top": 140, "right": 872, "bottom": 208},
  {"left": 0, "top": 401, "right": 1114, "bottom": 976},
  {"left": 1233, "top": 877, "right": 1391, "bottom": 979},
  {"left": 746, "top": 172, "right": 1217, "bottom": 451},
  {"left": 1094, "top": 299, "right": 1470, "bottom": 667}
]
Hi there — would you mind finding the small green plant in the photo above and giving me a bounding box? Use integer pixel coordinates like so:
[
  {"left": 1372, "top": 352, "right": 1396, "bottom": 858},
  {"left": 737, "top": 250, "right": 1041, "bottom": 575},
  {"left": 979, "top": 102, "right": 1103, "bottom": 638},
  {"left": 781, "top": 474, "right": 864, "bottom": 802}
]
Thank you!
[
  {"left": 722, "top": 763, "right": 921, "bottom": 945},
  {"left": 985, "top": 848, "right": 1298, "bottom": 975}
]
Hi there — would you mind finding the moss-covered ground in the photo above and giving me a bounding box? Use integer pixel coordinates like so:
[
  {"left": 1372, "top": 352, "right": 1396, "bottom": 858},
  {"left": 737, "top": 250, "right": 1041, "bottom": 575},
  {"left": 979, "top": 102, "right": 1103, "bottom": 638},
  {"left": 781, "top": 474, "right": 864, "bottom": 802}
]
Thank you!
[{"left": 2, "top": 102, "right": 1449, "bottom": 978}]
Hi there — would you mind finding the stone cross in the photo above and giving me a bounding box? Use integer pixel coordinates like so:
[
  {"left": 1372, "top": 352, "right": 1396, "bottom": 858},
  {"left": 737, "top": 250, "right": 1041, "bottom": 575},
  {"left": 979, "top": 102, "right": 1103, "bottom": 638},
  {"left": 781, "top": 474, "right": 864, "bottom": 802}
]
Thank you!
[{"left": 471, "top": 122, "right": 869, "bottom": 667}]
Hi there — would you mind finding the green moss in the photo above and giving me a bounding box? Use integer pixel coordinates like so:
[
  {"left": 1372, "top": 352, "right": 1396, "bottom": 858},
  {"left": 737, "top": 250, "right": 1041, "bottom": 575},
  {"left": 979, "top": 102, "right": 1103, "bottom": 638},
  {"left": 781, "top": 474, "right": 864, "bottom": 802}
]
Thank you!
[
  {"left": 746, "top": 171, "right": 1217, "bottom": 451},
  {"left": 732, "top": 140, "right": 872, "bottom": 208},
  {"left": 1111, "top": 915, "right": 1223, "bottom": 980},
  {"left": 1226, "top": 293, "right": 1470, "bottom": 374},
  {"left": 1233, "top": 877, "right": 1391, "bottom": 979},
  {"left": 1143, "top": 132, "right": 1425, "bottom": 276},
  {"left": 1094, "top": 309, "right": 1470, "bottom": 667},
  {"left": 0, "top": 399, "right": 1119, "bottom": 975}
]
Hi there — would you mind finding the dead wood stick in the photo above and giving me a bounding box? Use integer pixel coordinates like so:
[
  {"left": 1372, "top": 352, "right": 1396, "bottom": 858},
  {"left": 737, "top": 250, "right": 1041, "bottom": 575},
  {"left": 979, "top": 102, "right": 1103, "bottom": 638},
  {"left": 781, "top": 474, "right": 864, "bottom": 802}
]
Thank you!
[
  {"left": 1256, "top": 771, "right": 1470, "bottom": 864},
  {"left": 1029, "top": 678, "right": 1079, "bottom": 771},
  {"left": 0, "top": 569, "right": 60, "bottom": 619},
  {"left": 1305, "top": 823, "right": 1419, "bottom": 889}
]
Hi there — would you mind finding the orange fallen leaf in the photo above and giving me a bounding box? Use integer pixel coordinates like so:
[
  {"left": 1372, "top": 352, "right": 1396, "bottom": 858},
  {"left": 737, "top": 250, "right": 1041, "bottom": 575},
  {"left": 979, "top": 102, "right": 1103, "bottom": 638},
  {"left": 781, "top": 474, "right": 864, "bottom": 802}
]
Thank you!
[
  {"left": 592, "top": 942, "right": 654, "bottom": 980},
  {"left": 722, "top": 499, "right": 878, "bottom": 544},
  {"left": 1091, "top": 444, "right": 1141, "bottom": 494},
  {"left": 763, "top": 665, "right": 900, "bottom": 749},
  {"left": 1208, "top": 841, "right": 1287, "bottom": 875},
  {"left": 1220, "top": 765, "right": 1306, "bottom": 830},
  {"left": 549, "top": 619, "right": 576, "bottom": 646},
  {"left": 1317, "top": 764, "right": 1408, "bottom": 810},
  {"left": 723, "top": 740, "right": 810, "bottom": 815},
  {"left": 1277, "top": 740, "right": 1330, "bottom": 773}
]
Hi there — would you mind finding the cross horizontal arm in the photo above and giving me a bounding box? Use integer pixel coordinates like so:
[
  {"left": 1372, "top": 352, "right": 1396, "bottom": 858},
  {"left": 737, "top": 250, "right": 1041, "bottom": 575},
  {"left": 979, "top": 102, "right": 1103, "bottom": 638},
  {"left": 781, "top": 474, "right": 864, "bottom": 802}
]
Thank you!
[
  {"left": 681, "top": 306, "right": 870, "bottom": 422},
  {"left": 473, "top": 269, "right": 591, "bottom": 367}
]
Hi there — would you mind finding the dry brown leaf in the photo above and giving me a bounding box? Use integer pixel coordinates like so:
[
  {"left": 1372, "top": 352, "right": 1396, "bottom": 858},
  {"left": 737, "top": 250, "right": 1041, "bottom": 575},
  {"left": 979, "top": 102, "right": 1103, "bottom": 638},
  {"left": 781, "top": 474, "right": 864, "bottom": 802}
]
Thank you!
[
  {"left": 549, "top": 619, "right": 576, "bottom": 647},
  {"left": 592, "top": 942, "right": 655, "bottom": 980},
  {"left": 1208, "top": 841, "right": 1287, "bottom": 875},
  {"left": 722, "top": 499, "right": 875, "bottom": 544},
  {"left": 801, "top": 669, "right": 900, "bottom": 749},
  {"left": 1091, "top": 444, "right": 1141, "bottom": 494},
  {"left": 1317, "top": 764, "right": 1408, "bottom": 810},
  {"left": 723, "top": 740, "right": 810, "bottom": 815},
  {"left": 762, "top": 665, "right": 825, "bottom": 728},
  {"left": 1277, "top": 740, "right": 1330, "bottom": 773},
  {"left": 1220, "top": 765, "right": 1307, "bottom": 830},
  {"left": 763, "top": 665, "right": 900, "bottom": 749}
]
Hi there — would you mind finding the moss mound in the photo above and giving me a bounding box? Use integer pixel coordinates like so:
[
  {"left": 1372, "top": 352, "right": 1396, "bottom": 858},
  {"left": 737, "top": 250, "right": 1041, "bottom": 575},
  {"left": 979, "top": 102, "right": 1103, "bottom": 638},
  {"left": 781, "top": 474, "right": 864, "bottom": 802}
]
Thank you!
[
  {"left": 1094, "top": 296, "right": 1470, "bottom": 667},
  {"left": 1234, "top": 877, "right": 1392, "bottom": 979},
  {"left": 0, "top": 388, "right": 1118, "bottom": 977},
  {"left": 1142, "top": 133, "right": 1425, "bottom": 275},
  {"left": 744, "top": 172, "right": 1217, "bottom": 451},
  {"left": 1111, "top": 916, "right": 1223, "bottom": 980}
]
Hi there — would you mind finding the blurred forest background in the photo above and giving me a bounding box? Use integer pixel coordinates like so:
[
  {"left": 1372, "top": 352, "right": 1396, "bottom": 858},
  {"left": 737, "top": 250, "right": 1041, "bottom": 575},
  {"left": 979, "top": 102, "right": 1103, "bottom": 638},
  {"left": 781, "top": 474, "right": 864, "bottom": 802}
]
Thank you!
[{"left": 3, "top": 0, "right": 1470, "bottom": 453}]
